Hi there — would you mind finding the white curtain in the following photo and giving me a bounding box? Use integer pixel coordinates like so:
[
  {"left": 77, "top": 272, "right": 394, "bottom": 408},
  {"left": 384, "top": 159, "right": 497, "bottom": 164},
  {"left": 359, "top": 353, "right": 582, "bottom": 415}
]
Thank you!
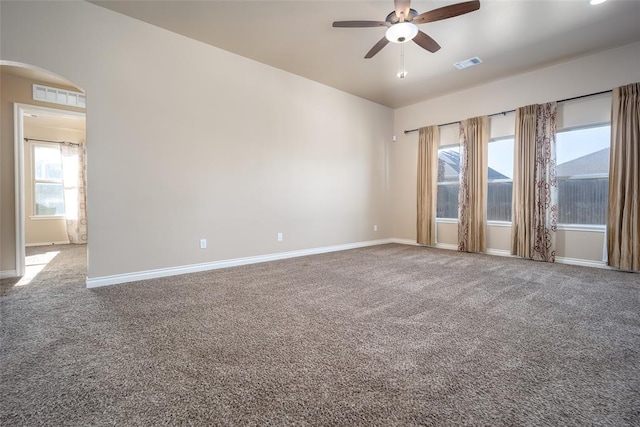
[{"left": 61, "top": 143, "right": 88, "bottom": 244}]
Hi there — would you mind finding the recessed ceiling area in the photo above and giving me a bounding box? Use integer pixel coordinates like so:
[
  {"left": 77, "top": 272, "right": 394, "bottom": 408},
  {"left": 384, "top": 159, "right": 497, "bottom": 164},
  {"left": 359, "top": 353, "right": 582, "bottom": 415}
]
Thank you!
[
  {"left": 1, "top": 65, "right": 86, "bottom": 134},
  {"left": 90, "top": 1, "right": 640, "bottom": 108},
  {"left": 0, "top": 64, "right": 81, "bottom": 92}
]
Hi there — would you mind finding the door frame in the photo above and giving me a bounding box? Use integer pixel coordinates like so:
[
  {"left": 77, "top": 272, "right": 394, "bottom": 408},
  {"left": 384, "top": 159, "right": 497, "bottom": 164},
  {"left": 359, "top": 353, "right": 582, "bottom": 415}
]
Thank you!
[{"left": 13, "top": 102, "right": 86, "bottom": 276}]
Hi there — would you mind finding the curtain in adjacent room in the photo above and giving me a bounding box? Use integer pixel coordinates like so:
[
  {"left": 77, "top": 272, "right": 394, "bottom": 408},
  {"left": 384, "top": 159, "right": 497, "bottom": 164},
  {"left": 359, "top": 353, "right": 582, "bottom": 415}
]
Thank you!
[
  {"left": 531, "top": 102, "right": 558, "bottom": 262},
  {"left": 417, "top": 125, "right": 440, "bottom": 245},
  {"left": 607, "top": 82, "right": 640, "bottom": 270},
  {"left": 61, "top": 143, "right": 88, "bottom": 244},
  {"left": 458, "top": 116, "right": 488, "bottom": 253},
  {"left": 511, "top": 105, "right": 537, "bottom": 258}
]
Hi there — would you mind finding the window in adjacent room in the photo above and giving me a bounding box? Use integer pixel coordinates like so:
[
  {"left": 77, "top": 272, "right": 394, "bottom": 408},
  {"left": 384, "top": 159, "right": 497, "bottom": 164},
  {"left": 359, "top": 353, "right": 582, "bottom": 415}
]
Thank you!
[
  {"left": 556, "top": 124, "right": 610, "bottom": 226},
  {"left": 487, "top": 136, "right": 514, "bottom": 222},
  {"left": 437, "top": 145, "right": 460, "bottom": 219},
  {"left": 33, "top": 144, "right": 65, "bottom": 216}
]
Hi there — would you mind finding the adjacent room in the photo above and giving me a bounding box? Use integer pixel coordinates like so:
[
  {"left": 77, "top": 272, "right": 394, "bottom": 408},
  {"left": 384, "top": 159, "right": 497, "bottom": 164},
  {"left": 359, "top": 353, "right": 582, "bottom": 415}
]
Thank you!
[{"left": 1, "top": 0, "right": 639, "bottom": 425}]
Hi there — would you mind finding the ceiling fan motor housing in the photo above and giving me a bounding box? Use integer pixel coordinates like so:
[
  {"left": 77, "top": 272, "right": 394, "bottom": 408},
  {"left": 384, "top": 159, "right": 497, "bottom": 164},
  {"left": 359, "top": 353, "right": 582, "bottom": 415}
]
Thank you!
[{"left": 385, "top": 9, "right": 419, "bottom": 23}]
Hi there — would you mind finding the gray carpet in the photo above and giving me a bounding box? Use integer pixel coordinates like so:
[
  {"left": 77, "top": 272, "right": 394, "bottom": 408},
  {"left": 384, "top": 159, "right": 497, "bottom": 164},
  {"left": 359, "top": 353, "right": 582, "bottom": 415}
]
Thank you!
[{"left": 1, "top": 243, "right": 639, "bottom": 426}]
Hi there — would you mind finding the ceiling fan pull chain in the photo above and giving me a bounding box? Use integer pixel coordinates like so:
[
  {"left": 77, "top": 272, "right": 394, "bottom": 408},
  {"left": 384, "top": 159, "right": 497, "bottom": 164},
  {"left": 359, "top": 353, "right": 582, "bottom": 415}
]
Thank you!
[{"left": 398, "top": 43, "right": 408, "bottom": 79}]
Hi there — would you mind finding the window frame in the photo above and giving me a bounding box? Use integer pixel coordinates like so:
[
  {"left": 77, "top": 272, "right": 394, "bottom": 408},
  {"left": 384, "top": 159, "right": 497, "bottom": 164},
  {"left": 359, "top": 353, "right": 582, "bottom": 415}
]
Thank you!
[
  {"left": 486, "top": 135, "right": 515, "bottom": 225},
  {"left": 31, "top": 142, "right": 65, "bottom": 219},
  {"left": 555, "top": 122, "right": 610, "bottom": 231},
  {"left": 436, "top": 143, "right": 461, "bottom": 221}
]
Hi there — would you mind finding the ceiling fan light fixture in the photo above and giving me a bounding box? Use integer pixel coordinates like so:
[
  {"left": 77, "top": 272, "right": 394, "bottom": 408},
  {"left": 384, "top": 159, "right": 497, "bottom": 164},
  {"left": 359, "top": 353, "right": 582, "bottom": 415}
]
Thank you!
[{"left": 385, "top": 22, "right": 418, "bottom": 43}]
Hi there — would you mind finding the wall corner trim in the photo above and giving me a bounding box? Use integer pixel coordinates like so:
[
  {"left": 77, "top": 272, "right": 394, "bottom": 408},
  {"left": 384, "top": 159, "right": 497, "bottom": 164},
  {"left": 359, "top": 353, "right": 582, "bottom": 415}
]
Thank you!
[
  {"left": 389, "top": 238, "right": 421, "bottom": 246},
  {"left": 25, "top": 241, "right": 70, "bottom": 247},
  {"left": 86, "top": 239, "right": 395, "bottom": 288},
  {"left": 485, "top": 248, "right": 513, "bottom": 257},
  {"left": 555, "top": 256, "right": 610, "bottom": 269},
  {"left": 0, "top": 270, "right": 18, "bottom": 279},
  {"left": 435, "top": 243, "right": 459, "bottom": 251}
]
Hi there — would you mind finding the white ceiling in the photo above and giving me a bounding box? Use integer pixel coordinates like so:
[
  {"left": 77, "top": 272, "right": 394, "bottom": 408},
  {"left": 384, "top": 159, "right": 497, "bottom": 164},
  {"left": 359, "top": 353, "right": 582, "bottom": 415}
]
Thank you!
[{"left": 90, "top": 0, "right": 640, "bottom": 108}]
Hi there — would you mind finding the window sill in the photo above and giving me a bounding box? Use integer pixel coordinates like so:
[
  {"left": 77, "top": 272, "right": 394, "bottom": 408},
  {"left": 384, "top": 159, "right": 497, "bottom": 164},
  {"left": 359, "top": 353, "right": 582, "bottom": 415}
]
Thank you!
[
  {"left": 436, "top": 218, "right": 458, "bottom": 224},
  {"left": 487, "top": 221, "right": 512, "bottom": 227},
  {"left": 557, "top": 224, "right": 605, "bottom": 233},
  {"left": 30, "top": 215, "right": 66, "bottom": 221},
  {"left": 437, "top": 219, "right": 513, "bottom": 227},
  {"left": 435, "top": 220, "right": 604, "bottom": 233}
]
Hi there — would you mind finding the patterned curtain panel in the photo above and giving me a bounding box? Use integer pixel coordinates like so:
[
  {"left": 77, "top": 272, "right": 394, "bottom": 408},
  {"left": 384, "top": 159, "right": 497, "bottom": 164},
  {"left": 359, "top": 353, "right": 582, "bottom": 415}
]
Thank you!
[
  {"left": 531, "top": 102, "right": 558, "bottom": 262},
  {"left": 458, "top": 116, "right": 488, "bottom": 253},
  {"left": 607, "top": 83, "right": 640, "bottom": 270},
  {"left": 511, "top": 105, "right": 537, "bottom": 258},
  {"left": 417, "top": 126, "right": 440, "bottom": 246},
  {"left": 61, "top": 143, "right": 88, "bottom": 244}
]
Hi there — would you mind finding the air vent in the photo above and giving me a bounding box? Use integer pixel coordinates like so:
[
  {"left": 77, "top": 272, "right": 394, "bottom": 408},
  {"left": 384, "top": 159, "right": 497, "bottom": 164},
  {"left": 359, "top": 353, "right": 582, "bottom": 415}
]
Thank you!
[
  {"left": 33, "top": 84, "right": 86, "bottom": 109},
  {"left": 453, "top": 56, "right": 483, "bottom": 70}
]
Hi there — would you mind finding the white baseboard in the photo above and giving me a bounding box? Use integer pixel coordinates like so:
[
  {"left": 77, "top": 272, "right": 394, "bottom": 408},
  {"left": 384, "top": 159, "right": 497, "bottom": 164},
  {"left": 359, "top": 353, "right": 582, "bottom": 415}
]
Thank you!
[
  {"left": 85, "top": 238, "right": 619, "bottom": 288},
  {"left": 435, "top": 243, "right": 458, "bottom": 251},
  {"left": 86, "top": 238, "right": 394, "bottom": 288},
  {"left": 0, "top": 270, "right": 18, "bottom": 279},
  {"left": 25, "top": 241, "right": 70, "bottom": 247},
  {"left": 395, "top": 241, "right": 611, "bottom": 270},
  {"left": 485, "top": 248, "right": 513, "bottom": 257},
  {"left": 556, "top": 256, "right": 610, "bottom": 269},
  {"left": 389, "top": 238, "right": 420, "bottom": 246}
]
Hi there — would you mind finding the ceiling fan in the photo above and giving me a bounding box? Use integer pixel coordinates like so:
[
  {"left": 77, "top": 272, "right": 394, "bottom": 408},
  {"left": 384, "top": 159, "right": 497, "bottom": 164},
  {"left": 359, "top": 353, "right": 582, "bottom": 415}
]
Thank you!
[{"left": 333, "top": 0, "right": 480, "bottom": 59}]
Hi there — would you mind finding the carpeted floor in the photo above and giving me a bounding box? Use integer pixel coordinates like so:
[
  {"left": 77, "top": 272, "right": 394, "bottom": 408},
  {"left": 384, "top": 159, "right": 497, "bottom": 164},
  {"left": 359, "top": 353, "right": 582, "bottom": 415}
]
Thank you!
[{"left": 1, "top": 243, "right": 639, "bottom": 426}]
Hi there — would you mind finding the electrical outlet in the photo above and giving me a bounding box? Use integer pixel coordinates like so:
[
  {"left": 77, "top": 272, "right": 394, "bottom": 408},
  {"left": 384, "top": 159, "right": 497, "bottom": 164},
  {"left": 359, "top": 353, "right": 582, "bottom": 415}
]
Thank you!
[
  {"left": 374, "top": 225, "right": 378, "bottom": 232},
  {"left": 277, "top": 232, "right": 283, "bottom": 242},
  {"left": 199, "top": 238, "right": 207, "bottom": 249}
]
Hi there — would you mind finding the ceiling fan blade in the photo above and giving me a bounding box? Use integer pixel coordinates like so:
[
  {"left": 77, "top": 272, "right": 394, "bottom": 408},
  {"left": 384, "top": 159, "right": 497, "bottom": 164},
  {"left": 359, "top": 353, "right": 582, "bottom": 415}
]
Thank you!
[
  {"left": 394, "top": 0, "right": 411, "bottom": 22},
  {"left": 412, "top": 0, "right": 480, "bottom": 25},
  {"left": 365, "top": 37, "right": 390, "bottom": 59},
  {"left": 413, "top": 31, "right": 441, "bottom": 53},
  {"left": 333, "top": 20, "right": 390, "bottom": 28}
]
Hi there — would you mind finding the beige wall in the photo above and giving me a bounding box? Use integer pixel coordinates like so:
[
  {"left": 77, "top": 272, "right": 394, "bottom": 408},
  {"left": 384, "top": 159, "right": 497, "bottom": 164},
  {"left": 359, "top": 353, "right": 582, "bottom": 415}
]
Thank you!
[
  {"left": 0, "top": 1, "right": 393, "bottom": 279},
  {"left": 392, "top": 42, "right": 640, "bottom": 262},
  {"left": 2, "top": 2, "right": 635, "bottom": 278},
  {"left": 0, "top": 71, "right": 85, "bottom": 271}
]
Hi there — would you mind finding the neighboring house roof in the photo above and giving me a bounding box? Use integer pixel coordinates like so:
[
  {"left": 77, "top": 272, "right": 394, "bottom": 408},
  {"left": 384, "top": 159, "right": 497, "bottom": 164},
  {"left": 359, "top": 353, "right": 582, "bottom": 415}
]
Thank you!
[
  {"left": 556, "top": 148, "right": 609, "bottom": 177},
  {"left": 438, "top": 151, "right": 509, "bottom": 181},
  {"left": 438, "top": 147, "right": 610, "bottom": 181}
]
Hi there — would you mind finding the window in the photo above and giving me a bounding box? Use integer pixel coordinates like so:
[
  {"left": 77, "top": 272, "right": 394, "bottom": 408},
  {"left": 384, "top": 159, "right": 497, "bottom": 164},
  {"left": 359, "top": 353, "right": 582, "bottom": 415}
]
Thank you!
[
  {"left": 487, "top": 137, "right": 514, "bottom": 222},
  {"left": 33, "top": 144, "right": 65, "bottom": 216},
  {"left": 437, "top": 145, "right": 460, "bottom": 219},
  {"left": 556, "top": 124, "right": 610, "bottom": 226}
]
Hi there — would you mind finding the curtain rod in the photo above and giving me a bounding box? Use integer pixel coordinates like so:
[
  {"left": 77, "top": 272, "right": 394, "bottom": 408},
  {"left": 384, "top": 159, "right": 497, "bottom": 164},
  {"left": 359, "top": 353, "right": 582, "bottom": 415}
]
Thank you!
[
  {"left": 25, "top": 137, "right": 82, "bottom": 146},
  {"left": 403, "top": 89, "right": 612, "bottom": 135}
]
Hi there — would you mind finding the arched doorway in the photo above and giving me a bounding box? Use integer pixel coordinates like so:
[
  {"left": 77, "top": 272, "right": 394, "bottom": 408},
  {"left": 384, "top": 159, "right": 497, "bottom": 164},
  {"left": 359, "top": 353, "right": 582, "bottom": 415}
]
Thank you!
[{"left": 0, "top": 61, "right": 87, "bottom": 282}]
